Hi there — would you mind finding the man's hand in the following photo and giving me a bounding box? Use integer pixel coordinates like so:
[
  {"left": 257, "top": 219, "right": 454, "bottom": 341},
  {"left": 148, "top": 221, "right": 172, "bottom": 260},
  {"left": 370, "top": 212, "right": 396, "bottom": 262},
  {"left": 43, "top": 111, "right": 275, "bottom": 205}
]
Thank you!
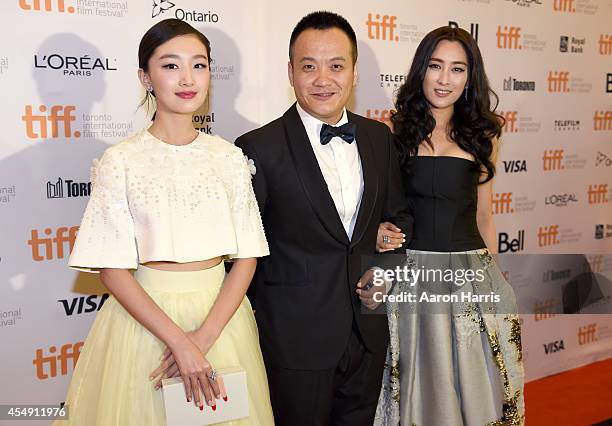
[
  {"left": 356, "top": 268, "right": 387, "bottom": 310},
  {"left": 377, "top": 222, "right": 405, "bottom": 252}
]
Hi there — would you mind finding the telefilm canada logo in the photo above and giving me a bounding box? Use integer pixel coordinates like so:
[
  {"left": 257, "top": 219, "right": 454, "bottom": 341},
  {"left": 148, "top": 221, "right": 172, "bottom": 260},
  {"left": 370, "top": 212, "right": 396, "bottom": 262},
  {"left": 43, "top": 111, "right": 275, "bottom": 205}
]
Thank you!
[
  {"left": 553, "top": 119, "right": 580, "bottom": 131},
  {"left": 151, "top": 0, "right": 219, "bottom": 23},
  {"left": 34, "top": 53, "right": 117, "bottom": 77}
]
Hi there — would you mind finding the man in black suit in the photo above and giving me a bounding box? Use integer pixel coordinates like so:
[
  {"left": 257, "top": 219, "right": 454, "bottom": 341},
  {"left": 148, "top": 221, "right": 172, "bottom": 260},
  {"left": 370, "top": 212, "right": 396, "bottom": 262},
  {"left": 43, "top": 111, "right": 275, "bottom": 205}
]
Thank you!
[{"left": 235, "top": 11, "right": 411, "bottom": 425}]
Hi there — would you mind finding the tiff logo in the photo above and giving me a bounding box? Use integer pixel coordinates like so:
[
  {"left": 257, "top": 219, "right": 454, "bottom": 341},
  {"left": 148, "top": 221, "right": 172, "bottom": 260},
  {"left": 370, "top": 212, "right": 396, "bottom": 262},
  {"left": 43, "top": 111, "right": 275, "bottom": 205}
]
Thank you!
[
  {"left": 19, "top": 0, "right": 75, "bottom": 13},
  {"left": 534, "top": 298, "right": 557, "bottom": 321},
  {"left": 366, "top": 109, "right": 392, "bottom": 123},
  {"left": 47, "top": 178, "right": 92, "bottom": 199},
  {"left": 587, "top": 184, "right": 609, "bottom": 204},
  {"left": 496, "top": 26, "right": 521, "bottom": 49},
  {"left": 449, "top": 21, "right": 479, "bottom": 43},
  {"left": 599, "top": 35, "right": 612, "bottom": 55},
  {"left": 33, "top": 342, "right": 83, "bottom": 380},
  {"left": 365, "top": 14, "right": 398, "bottom": 41},
  {"left": 593, "top": 111, "right": 612, "bottom": 131},
  {"left": 537, "top": 225, "right": 560, "bottom": 247},
  {"left": 492, "top": 192, "right": 513, "bottom": 214},
  {"left": 22, "top": 105, "right": 80, "bottom": 139},
  {"left": 547, "top": 71, "right": 570, "bottom": 92},
  {"left": 500, "top": 111, "right": 518, "bottom": 132},
  {"left": 578, "top": 324, "right": 597, "bottom": 345},
  {"left": 542, "top": 149, "right": 564, "bottom": 171},
  {"left": 553, "top": 0, "right": 576, "bottom": 12},
  {"left": 28, "top": 226, "right": 78, "bottom": 261}
]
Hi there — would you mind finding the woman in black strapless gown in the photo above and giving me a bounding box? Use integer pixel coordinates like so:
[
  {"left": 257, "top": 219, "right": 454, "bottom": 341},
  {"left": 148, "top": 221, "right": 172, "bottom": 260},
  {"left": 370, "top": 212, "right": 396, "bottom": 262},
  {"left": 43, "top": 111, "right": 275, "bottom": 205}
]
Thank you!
[{"left": 374, "top": 27, "right": 524, "bottom": 425}]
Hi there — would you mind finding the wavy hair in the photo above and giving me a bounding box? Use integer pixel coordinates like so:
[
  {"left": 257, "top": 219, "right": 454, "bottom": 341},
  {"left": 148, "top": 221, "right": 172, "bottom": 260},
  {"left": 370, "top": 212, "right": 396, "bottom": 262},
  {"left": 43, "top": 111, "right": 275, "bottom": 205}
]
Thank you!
[{"left": 392, "top": 26, "right": 503, "bottom": 183}]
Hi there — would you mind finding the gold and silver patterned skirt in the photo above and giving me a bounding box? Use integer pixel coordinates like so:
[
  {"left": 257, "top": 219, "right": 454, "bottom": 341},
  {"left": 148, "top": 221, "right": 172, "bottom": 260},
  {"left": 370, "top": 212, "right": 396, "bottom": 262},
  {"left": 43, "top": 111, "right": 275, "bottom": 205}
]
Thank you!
[{"left": 374, "top": 249, "right": 525, "bottom": 426}]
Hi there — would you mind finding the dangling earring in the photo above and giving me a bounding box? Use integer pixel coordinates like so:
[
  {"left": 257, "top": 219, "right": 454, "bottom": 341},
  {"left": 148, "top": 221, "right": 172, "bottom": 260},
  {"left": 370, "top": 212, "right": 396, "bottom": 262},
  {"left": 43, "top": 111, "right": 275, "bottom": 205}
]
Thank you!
[
  {"left": 464, "top": 85, "right": 469, "bottom": 101},
  {"left": 147, "top": 85, "right": 153, "bottom": 93}
]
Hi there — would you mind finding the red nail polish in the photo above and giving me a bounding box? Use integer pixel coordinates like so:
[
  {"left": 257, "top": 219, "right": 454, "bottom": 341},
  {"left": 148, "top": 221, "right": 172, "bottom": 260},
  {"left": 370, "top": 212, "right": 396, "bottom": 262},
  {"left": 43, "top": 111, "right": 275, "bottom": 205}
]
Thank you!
[
  {"left": 223, "top": 396, "right": 228, "bottom": 402},
  {"left": 212, "top": 405, "right": 216, "bottom": 411},
  {"left": 200, "top": 405, "right": 204, "bottom": 411}
]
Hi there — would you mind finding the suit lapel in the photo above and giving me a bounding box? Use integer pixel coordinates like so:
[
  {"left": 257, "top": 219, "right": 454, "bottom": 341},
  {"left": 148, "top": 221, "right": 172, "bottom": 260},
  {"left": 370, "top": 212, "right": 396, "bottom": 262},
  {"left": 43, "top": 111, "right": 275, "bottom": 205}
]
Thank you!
[
  {"left": 349, "top": 111, "right": 379, "bottom": 249},
  {"left": 282, "top": 104, "right": 350, "bottom": 246}
]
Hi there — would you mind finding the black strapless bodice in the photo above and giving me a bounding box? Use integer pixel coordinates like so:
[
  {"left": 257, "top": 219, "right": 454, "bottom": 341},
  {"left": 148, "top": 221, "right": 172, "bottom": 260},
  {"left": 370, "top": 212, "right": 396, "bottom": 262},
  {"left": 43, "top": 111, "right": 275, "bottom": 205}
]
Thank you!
[{"left": 405, "top": 156, "right": 486, "bottom": 252}]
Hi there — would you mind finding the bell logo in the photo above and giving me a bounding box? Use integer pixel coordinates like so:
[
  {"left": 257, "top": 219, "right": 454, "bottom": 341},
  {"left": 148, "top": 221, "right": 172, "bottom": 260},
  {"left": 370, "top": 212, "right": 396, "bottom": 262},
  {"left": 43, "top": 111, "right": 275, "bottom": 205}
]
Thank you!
[
  {"left": 19, "top": 0, "right": 75, "bottom": 13},
  {"left": 553, "top": 0, "right": 576, "bottom": 12},
  {"left": 366, "top": 109, "right": 392, "bottom": 123},
  {"left": 578, "top": 324, "right": 597, "bottom": 345},
  {"left": 500, "top": 111, "right": 518, "bottom": 133},
  {"left": 534, "top": 298, "right": 557, "bottom": 321},
  {"left": 547, "top": 71, "right": 570, "bottom": 93},
  {"left": 587, "top": 184, "right": 609, "bottom": 204},
  {"left": 593, "top": 111, "right": 612, "bottom": 131},
  {"left": 448, "top": 21, "right": 479, "bottom": 43},
  {"left": 365, "top": 14, "right": 398, "bottom": 41},
  {"left": 496, "top": 26, "right": 521, "bottom": 49},
  {"left": 28, "top": 226, "right": 79, "bottom": 261},
  {"left": 537, "top": 225, "right": 560, "bottom": 247},
  {"left": 33, "top": 342, "right": 83, "bottom": 380},
  {"left": 542, "top": 149, "right": 564, "bottom": 171},
  {"left": 599, "top": 35, "right": 612, "bottom": 55},
  {"left": 492, "top": 192, "right": 514, "bottom": 214},
  {"left": 22, "top": 105, "right": 80, "bottom": 139},
  {"left": 498, "top": 230, "right": 525, "bottom": 253}
]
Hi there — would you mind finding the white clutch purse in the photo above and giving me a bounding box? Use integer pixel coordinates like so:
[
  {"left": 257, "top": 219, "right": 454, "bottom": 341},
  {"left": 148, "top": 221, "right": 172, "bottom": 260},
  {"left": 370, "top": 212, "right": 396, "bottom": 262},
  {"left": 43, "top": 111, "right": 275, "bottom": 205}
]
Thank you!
[{"left": 162, "top": 367, "right": 249, "bottom": 425}]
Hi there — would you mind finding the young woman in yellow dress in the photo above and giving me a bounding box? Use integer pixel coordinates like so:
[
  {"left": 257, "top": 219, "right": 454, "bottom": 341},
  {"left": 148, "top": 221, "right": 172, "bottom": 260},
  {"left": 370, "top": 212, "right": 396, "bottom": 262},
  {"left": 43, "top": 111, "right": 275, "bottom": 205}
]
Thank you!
[{"left": 56, "top": 19, "right": 274, "bottom": 425}]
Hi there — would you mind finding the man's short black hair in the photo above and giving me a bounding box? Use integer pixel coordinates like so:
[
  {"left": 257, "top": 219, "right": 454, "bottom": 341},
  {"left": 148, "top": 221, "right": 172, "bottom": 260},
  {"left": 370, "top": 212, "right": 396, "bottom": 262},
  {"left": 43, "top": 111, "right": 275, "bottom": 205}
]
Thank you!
[{"left": 289, "top": 11, "right": 358, "bottom": 63}]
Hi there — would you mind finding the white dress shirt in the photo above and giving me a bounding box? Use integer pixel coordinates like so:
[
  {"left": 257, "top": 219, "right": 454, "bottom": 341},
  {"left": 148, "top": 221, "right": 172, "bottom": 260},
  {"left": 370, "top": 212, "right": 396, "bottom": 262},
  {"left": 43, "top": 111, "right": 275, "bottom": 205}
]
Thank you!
[{"left": 296, "top": 103, "right": 364, "bottom": 240}]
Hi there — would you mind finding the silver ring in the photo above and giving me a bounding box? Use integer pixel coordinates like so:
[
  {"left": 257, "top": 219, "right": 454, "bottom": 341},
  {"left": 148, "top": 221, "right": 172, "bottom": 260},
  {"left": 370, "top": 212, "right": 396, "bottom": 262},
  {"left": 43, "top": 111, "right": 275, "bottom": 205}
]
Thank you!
[
  {"left": 208, "top": 369, "right": 217, "bottom": 382},
  {"left": 383, "top": 235, "right": 390, "bottom": 244}
]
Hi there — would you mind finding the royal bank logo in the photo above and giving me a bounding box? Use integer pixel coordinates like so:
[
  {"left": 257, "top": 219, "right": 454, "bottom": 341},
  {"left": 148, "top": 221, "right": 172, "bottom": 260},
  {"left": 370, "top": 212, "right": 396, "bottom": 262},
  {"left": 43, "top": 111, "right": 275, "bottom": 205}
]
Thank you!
[
  {"left": 596, "top": 152, "right": 612, "bottom": 167},
  {"left": 192, "top": 112, "right": 215, "bottom": 134},
  {"left": 594, "top": 224, "right": 612, "bottom": 240},
  {"left": 46, "top": 178, "right": 92, "bottom": 199},
  {"left": 152, "top": 0, "right": 219, "bottom": 23},
  {"left": 503, "top": 76, "right": 535, "bottom": 91},
  {"left": 34, "top": 54, "right": 117, "bottom": 77},
  {"left": 560, "top": 36, "right": 585, "bottom": 53}
]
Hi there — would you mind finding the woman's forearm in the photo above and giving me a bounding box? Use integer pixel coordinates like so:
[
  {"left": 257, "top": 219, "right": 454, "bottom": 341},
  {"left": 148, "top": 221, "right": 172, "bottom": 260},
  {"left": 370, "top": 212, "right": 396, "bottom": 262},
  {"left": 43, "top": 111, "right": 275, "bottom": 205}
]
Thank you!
[
  {"left": 194, "top": 258, "right": 256, "bottom": 349},
  {"left": 477, "top": 218, "right": 498, "bottom": 254},
  {"left": 100, "top": 269, "right": 189, "bottom": 349}
]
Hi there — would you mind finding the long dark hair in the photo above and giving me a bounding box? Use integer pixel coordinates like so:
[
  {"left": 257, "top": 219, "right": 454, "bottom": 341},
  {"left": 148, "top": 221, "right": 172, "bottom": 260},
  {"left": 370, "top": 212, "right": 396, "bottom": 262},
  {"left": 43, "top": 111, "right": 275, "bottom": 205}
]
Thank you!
[
  {"left": 392, "top": 26, "right": 503, "bottom": 183},
  {"left": 138, "top": 19, "right": 211, "bottom": 118}
]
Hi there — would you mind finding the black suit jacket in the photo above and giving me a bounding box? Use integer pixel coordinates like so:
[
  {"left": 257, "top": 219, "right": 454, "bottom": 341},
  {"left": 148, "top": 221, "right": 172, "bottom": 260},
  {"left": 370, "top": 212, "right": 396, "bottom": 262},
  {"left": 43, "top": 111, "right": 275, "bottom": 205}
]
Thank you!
[{"left": 235, "top": 104, "right": 412, "bottom": 370}]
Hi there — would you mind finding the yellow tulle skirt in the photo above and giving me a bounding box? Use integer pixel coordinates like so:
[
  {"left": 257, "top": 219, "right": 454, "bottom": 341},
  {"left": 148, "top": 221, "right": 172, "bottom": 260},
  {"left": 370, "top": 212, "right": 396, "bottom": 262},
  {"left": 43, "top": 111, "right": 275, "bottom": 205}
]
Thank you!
[{"left": 54, "top": 263, "right": 274, "bottom": 425}]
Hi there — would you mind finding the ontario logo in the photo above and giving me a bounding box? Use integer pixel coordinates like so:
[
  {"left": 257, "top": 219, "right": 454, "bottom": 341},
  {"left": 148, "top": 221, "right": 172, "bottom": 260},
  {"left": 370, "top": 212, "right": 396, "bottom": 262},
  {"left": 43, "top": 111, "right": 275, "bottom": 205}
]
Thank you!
[{"left": 151, "top": 0, "right": 219, "bottom": 23}]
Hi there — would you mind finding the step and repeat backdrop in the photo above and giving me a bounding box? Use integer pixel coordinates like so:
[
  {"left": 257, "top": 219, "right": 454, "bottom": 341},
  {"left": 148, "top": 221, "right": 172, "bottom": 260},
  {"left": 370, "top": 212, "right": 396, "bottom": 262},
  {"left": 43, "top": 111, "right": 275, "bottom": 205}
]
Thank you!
[{"left": 1, "top": 0, "right": 611, "bottom": 413}]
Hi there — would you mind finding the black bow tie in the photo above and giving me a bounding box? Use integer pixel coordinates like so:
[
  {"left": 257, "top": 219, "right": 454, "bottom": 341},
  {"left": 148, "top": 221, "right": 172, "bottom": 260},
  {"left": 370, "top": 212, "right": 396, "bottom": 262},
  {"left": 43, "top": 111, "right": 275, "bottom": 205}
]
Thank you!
[{"left": 319, "top": 122, "right": 356, "bottom": 145}]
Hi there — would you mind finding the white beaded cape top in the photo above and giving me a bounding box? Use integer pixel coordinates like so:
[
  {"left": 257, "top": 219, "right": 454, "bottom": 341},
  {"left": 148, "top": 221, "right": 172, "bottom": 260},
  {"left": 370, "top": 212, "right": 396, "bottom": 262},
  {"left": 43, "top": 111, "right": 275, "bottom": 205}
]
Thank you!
[{"left": 69, "top": 129, "right": 269, "bottom": 272}]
